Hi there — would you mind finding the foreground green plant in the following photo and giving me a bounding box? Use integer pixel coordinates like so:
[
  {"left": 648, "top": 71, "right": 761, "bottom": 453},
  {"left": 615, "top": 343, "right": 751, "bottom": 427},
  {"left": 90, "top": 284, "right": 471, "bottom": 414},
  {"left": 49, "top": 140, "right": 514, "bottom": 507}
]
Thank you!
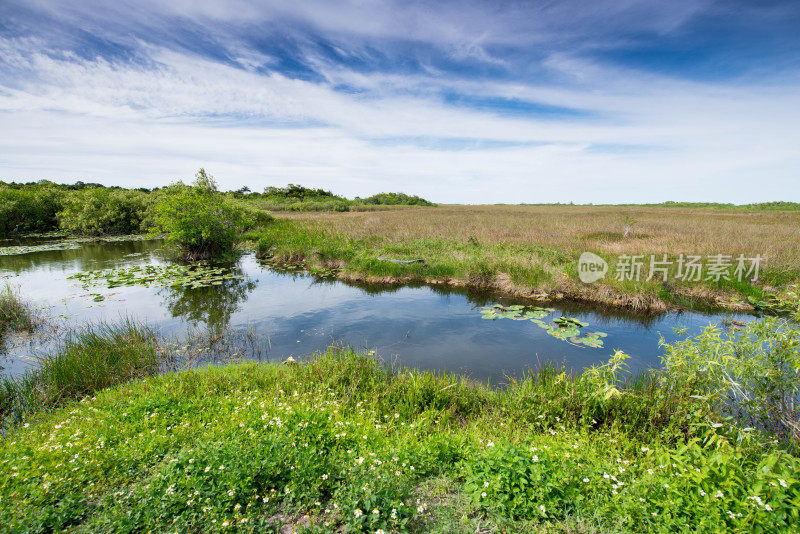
[
  {"left": 463, "top": 433, "right": 797, "bottom": 532},
  {"left": 662, "top": 317, "right": 800, "bottom": 445},
  {"left": 1, "top": 337, "right": 799, "bottom": 532}
]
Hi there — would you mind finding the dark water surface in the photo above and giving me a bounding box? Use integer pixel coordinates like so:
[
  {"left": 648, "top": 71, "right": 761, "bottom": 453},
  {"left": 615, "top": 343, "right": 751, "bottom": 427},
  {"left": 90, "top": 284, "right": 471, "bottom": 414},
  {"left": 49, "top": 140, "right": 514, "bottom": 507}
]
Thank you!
[{"left": 0, "top": 238, "right": 755, "bottom": 383}]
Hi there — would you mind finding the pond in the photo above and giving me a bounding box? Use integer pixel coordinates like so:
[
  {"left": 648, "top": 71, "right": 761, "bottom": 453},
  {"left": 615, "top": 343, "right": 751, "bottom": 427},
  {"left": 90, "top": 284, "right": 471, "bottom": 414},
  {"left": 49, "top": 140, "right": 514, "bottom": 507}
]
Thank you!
[{"left": 1, "top": 237, "right": 756, "bottom": 383}]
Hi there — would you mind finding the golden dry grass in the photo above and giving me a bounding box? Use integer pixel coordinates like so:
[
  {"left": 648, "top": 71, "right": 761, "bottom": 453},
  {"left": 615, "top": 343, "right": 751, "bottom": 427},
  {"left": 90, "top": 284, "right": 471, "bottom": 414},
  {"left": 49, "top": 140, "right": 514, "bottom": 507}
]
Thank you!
[
  {"left": 250, "top": 205, "right": 800, "bottom": 310},
  {"left": 283, "top": 205, "right": 800, "bottom": 272}
]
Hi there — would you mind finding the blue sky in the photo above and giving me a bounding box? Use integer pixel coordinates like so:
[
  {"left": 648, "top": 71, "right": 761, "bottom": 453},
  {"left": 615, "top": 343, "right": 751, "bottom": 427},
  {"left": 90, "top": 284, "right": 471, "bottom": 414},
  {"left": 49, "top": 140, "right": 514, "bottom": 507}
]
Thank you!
[{"left": 1, "top": 0, "right": 798, "bottom": 203}]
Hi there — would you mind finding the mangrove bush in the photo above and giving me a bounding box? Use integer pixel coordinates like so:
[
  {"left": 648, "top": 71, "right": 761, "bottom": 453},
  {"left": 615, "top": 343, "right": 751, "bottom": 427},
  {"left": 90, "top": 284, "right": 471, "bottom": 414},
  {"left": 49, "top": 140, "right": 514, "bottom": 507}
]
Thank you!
[
  {"left": 0, "top": 184, "right": 62, "bottom": 235},
  {"left": 151, "top": 169, "right": 246, "bottom": 260},
  {"left": 58, "top": 188, "right": 153, "bottom": 235}
]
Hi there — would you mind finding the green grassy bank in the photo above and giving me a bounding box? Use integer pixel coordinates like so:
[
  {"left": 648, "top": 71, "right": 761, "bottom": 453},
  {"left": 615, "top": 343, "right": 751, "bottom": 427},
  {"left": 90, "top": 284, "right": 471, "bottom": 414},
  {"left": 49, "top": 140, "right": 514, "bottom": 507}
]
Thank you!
[
  {"left": 249, "top": 219, "right": 797, "bottom": 313},
  {"left": 2, "top": 322, "right": 800, "bottom": 532}
]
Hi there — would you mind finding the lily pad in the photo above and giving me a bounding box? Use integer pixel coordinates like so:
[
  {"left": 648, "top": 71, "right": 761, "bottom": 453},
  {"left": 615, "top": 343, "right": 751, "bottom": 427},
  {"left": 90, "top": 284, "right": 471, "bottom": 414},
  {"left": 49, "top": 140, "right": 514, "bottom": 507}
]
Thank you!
[
  {"left": 0, "top": 234, "right": 156, "bottom": 256},
  {"left": 480, "top": 304, "right": 607, "bottom": 348},
  {"left": 68, "top": 263, "right": 243, "bottom": 290}
]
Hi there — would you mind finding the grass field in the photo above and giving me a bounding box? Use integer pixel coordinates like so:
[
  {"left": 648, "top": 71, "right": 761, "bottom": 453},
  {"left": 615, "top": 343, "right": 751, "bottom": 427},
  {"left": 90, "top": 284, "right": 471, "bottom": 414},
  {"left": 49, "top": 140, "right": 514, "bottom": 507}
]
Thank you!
[
  {"left": 253, "top": 205, "right": 800, "bottom": 311},
  {"left": 2, "top": 343, "right": 799, "bottom": 533}
]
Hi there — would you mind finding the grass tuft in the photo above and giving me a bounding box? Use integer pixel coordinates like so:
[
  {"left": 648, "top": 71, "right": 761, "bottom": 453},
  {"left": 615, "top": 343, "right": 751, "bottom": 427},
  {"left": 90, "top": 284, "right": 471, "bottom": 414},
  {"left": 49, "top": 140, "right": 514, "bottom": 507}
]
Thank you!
[
  {"left": 0, "top": 321, "right": 158, "bottom": 425},
  {"left": 0, "top": 285, "right": 36, "bottom": 342}
]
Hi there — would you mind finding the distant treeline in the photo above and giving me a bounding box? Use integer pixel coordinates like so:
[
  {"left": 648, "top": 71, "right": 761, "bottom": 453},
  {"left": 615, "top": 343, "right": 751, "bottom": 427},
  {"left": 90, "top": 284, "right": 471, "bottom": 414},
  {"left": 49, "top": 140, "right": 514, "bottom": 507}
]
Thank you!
[
  {"left": 0, "top": 180, "right": 435, "bottom": 236},
  {"left": 498, "top": 201, "right": 800, "bottom": 211},
  {"left": 256, "top": 184, "right": 436, "bottom": 211},
  {"left": 644, "top": 201, "right": 800, "bottom": 211}
]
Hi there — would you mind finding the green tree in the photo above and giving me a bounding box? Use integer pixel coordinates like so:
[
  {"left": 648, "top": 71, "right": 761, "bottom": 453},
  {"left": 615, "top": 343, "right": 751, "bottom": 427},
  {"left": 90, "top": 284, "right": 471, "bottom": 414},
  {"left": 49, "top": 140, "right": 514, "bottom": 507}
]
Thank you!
[
  {"left": 359, "top": 192, "right": 435, "bottom": 206},
  {"left": 151, "top": 169, "right": 244, "bottom": 260},
  {"left": 0, "top": 184, "right": 62, "bottom": 235}
]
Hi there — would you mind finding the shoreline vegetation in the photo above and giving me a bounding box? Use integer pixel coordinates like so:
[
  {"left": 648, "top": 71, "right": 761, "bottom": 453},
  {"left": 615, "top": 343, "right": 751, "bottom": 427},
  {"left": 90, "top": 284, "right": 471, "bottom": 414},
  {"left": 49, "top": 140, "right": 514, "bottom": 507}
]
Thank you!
[
  {"left": 0, "top": 322, "right": 159, "bottom": 427},
  {"left": 249, "top": 209, "right": 800, "bottom": 313},
  {"left": 1, "top": 315, "right": 800, "bottom": 532},
  {"left": 0, "top": 175, "right": 435, "bottom": 238},
  {"left": 3, "top": 172, "right": 800, "bottom": 311}
]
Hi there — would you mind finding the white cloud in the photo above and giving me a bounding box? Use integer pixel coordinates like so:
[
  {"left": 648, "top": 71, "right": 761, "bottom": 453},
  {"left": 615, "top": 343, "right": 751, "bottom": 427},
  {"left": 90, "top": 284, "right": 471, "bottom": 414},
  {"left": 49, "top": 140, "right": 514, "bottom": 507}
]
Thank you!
[
  {"left": 0, "top": 7, "right": 799, "bottom": 204},
  {"left": 17, "top": 0, "right": 710, "bottom": 47}
]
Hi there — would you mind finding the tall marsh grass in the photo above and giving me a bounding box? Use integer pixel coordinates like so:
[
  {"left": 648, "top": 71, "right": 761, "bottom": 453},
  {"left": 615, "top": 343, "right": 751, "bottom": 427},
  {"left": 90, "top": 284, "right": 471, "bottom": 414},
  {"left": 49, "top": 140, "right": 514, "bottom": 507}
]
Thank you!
[
  {"left": 262, "top": 205, "right": 800, "bottom": 310},
  {"left": 283, "top": 205, "right": 800, "bottom": 273},
  {"left": 0, "top": 285, "right": 36, "bottom": 341},
  {"left": 36, "top": 322, "right": 158, "bottom": 401},
  {"left": 0, "top": 321, "right": 158, "bottom": 425}
]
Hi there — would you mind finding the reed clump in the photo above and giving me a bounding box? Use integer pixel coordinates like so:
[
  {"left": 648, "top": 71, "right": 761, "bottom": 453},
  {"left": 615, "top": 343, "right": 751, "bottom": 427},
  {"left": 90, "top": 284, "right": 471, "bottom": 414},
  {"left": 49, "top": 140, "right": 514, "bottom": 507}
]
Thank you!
[
  {"left": 0, "top": 321, "right": 158, "bottom": 425},
  {"left": 0, "top": 285, "right": 36, "bottom": 342}
]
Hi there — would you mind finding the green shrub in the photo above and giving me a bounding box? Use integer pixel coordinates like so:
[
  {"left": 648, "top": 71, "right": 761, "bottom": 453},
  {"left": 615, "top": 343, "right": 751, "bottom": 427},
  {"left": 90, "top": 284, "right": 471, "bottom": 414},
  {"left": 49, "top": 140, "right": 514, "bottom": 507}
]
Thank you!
[
  {"left": 248, "top": 185, "right": 434, "bottom": 211},
  {"left": 661, "top": 317, "right": 800, "bottom": 445},
  {"left": 232, "top": 200, "right": 275, "bottom": 230},
  {"left": 253, "top": 198, "right": 353, "bottom": 212},
  {"left": 57, "top": 188, "right": 152, "bottom": 235},
  {"left": 263, "top": 183, "right": 341, "bottom": 201},
  {"left": 358, "top": 192, "right": 435, "bottom": 206},
  {"left": 280, "top": 199, "right": 351, "bottom": 212},
  {"left": 151, "top": 169, "right": 245, "bottom": 260},
  {"left": 0, "top": 184, "right": 63, "bottom": 235}
]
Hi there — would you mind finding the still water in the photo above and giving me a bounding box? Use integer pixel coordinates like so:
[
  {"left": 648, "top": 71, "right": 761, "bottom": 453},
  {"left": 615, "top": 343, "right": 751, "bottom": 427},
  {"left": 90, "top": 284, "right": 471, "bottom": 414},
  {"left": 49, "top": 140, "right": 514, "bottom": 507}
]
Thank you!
[{"left": 0, "top": 238, "right": 754, "bottom": 383}]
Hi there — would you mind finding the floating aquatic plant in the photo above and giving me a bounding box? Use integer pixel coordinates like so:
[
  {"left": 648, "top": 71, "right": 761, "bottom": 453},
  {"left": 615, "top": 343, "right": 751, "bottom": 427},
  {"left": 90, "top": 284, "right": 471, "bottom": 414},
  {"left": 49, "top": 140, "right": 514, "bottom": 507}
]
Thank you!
[
  {"left": 480, "top": 304, "right": 608, "bottom": 348},
  {"left": 68, "top": 263, "right": 242, "bottom": 290},
  {"left": 0, "top": 235, "right": 155, "bottom": 256},
  {"left": 259, "top": 259, "right": 341, "bottom": 279},
  {"left": 745, "top": 293, "right": 797, "bottom": 316},
  {"left": 0, "top": 242, "right": 82, "bottom": 256},
  {"left": 480, "top": 304, "right": 553, "bottom": 321}
]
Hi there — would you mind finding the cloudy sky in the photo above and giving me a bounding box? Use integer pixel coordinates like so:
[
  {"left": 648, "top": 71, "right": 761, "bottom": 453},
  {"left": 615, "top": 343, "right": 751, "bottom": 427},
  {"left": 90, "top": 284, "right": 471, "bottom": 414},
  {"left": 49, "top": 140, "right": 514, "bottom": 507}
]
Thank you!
[{"left": 1, "top": 0, "right": 799, "bottom": 203}]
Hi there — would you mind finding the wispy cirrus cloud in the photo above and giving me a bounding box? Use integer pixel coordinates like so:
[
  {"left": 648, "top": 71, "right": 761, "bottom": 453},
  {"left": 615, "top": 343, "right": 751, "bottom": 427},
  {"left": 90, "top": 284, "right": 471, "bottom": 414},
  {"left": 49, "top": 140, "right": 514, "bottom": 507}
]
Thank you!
[{"left": 0, "top": 0, "right": 799, "bottom": 202}]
